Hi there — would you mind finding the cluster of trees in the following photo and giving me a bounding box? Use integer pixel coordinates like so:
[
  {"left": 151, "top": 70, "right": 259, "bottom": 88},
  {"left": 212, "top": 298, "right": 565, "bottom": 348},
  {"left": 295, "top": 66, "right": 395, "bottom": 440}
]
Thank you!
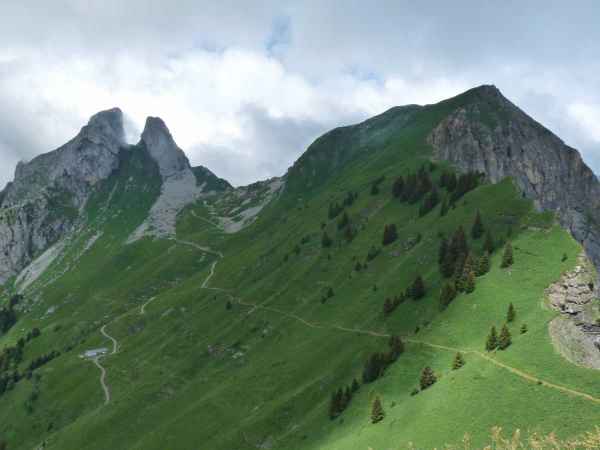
[
  {"left": 362, "top": 335, "right": 405, "bottom": 383},
  {"left": 392, "top": 165, "right": 433, "bottom": 204},
  {"left": 439, "top": 170, "right": 482, "bottom": 203},
  {"left": 25, "top": 350, "right": 60, "bottom": 375},
  {"left": 437, "top": 214, "right": 496, "bottom": 309},
  {"left": 383, "top": 293, "right": 406, "bottom": 316},
  {"left": 329, "top": 379, "right": 360, "bottom": 419},
  {"left": 0, "top": 295, "right": 21, "bottom": 335},
  {"left": 486, "top": 324, "right": 512, "bottom": 351}
]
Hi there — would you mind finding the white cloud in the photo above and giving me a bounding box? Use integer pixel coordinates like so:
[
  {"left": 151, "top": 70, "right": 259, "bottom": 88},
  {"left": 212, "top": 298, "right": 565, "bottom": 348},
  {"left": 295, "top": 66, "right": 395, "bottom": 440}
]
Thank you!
[{"left": 0, "top": 1, "right": 600, "bottom": 188}]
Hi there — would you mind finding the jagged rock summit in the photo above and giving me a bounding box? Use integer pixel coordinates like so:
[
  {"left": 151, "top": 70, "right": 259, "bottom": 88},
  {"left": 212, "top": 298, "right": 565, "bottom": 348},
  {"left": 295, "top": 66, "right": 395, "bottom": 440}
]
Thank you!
[{"left": 141, "top": 116, "right": 191, "bottom": 178}]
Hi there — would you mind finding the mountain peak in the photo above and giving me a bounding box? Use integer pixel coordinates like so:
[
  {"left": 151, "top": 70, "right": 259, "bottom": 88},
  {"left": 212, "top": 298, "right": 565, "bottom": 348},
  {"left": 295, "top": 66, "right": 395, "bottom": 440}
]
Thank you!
[
  {"left": 82, "top": 107, "right": 125, "bottom": 150},
  {"left": 140, "top": 116, "right": 190, "bottom": 178}
]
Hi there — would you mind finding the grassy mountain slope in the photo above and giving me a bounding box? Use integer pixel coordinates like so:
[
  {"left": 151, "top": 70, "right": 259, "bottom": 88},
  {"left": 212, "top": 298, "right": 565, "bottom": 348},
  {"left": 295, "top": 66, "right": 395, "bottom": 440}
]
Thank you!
[{"left": 0, "top": 87, "right": 598, "bottom": 449}]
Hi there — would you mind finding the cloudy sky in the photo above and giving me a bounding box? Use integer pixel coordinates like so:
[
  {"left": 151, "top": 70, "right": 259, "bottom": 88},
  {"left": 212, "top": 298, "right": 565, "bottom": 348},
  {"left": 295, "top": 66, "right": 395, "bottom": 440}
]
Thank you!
[{"left": 1, "top": 1, "right": 600, "bottom": 188}]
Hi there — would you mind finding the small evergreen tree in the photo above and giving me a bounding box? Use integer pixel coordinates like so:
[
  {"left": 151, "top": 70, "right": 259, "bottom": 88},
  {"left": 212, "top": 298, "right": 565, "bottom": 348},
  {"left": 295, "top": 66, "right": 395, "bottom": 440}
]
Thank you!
[
  {"left": 371, "top": 396, "right": 385, "bottom": 423},
  {"left": 452, "top": 352, "right": 465, "bottom": 370},
  {"left": 439, "top": 196, "right": 450, "bottom": 217},
  {"left": 439, "top": 282, "right": 457, "bottom": 310},
  {"left": 485, "top": 326, "right": 498, "bottom": 351},
  {"left": 351, "top": 378, "right": 360, "bottom": 392},
  {"left": 337, "top": 211, "right": 349, "bottom": 230},
  {"left": 419, "top": 366, "right": 437, "bottom": 390},
  {"left": 520, "top": 323, "right": 528, "bottom": 334},
  {"left": 388, "top": 335, "right": 405, "bottom": 361},
  {"left": 438, "top": 237, "right": 448, "bottom": 265},
  {"left": 225, "top": 300, "right": 232, "bottom": 310},
  {"left": 464, "top": 270, "right": 476, "bottom": 293},
  {"left": 507, "top": 303, "right": 516, "bottom": 322},
  {"left": 343, "top": 386, "right": 352, "bottom": 409},
  {"left": 483, "top": 230, "right": 495, "bottom": 254},
  {"left": 383, "top": 298, "right": 394, "bottom": 316},
  {"left": 471, "top": 210, "right": 485, "bottom": 239},
  {"left": 410, "top": 275, "right": 426, "bottom": 300},
  {"left": 329, "top": 390, "right": 342, "bottom": 419},
  {"left": 476, "top": 252, "right": 490, "bottom": 276},
  {"left": 498, "top": 324, "right": 512, "bottom": 350},
  {"left": 322, "top": 231, "right": 332, "bottom": 248},
  {"left": 392, "top": 176, "right": 405, "bottom": 198},
  {"left": 501, "top": 242, "right": 514, "bottom": 268},
  {"left": 382, "top": 224, "right": 398, "bottom": 246}
]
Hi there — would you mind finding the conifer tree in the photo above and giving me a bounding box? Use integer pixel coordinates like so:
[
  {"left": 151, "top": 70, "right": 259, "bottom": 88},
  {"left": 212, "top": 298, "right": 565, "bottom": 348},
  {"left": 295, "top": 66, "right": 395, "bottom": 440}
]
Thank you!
[
  {"left": 438, "top": 237, "right": 449, "bottom": 265},
  {"left": 439, "top": 282, "right": 457, "bottom": 310},
  {"left": 485, "top": 326, "right": 498, "bottom": 351},
  {"left": 419, "top": 366, "right": 437, "bottom": 390},
  {"left": 520, "top": 324, "right": 528, "bottom": 334},
  {"left": 476, "top": 252, "right": 490, "bottom": 276},
  {"left": 410, "top": 275, "right": 426, "bottom": 299},
  {"left": 383, "top": 298, "right": 394, "bottom": 316},
  {"left": 452, "top": 352, "right": 465, "bottom": 370},
  {"left": 382, "top": 224, "right": 398, "bottom": 246},
  {"left": 498, "top": 324, "right": 512, "bottom": 350},
  {"left": 392, "top": 176, "right": 405, "bottom": 198},
  {"left": 329, "top": 390, "right": 342, "bottom": 419},
  {"left": 371, "top": 396, "right": 385, "bottom": 423},
  {"left": 471, "top": 210, "right": 485, "bottom": 239},
  {"left": 464, "top": 270, "right": 476, "bottom": 293},
  {"left": 388, "top": 335, "right": 405, "bottom": 361},
  {"left": 343, "top": 386, "right": 352, "bottom": 408},
  {"left": 440, "top": 251, "right": 455, "bottom": 278},
  {"left": 337, "top": 211, "right": 349, "bottom": 230},
  {"left": 483, "top": 230, "right": 495, "bottom": 253},
  {"left": 501, "top": 242, "right": 514, "bottom": 268},
  {"left": 507, "top": 303, "right": 516, "bottom": 322},
  {"left": 439, "top": 196, "right": 450, "bottom": 217},
  {"left": 351, "top": 378, "right": 360, "bottom": 393},
  {"left": 322, "top": 231, "right": 332, "bottom": 248}
]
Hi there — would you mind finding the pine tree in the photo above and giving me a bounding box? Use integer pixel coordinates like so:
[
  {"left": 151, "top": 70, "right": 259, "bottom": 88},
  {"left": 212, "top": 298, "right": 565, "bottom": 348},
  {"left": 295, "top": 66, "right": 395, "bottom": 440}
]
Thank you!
[
  {"left": 343, "top": 386, "right": 352, "bottom": 409},
  {"left": 440, "top": 251, "right": 455, "bottom": 278},
  {"left": 388, "top": 335, "right": 405, "bottom": 361},
  {"left": 520, "top": 324, "right": 528, "bottom": 334},
  {"left": 322, "top": 231, "right": 332, "bottom": 248},
  {"left": 498, "top": 324, "right": 512, "bottom": 350},
  {"left": 419, "top": 366, "right": 437, "bottom": 390},
  {"left": 337, "top": 211, "right": 349, "bottom": 230},
  {"left": 382, "top": 224, "right": 398, "bottom": 246},
  {"left": 371, "top": 396, "right": 385, "bottom": 423},
  {"left": 449, "top": 226, "right": 469, "bottom": 263},
  {"left": 471, "top": 210, "right": 485, "bottom": 239},
  {"left": 507, "top": 303, "right": 516, "bottom": 322},
  {"left": 439, "top": 196, "right": 450, "bottom": 217},
  {"left": 439, "top": 282, "right": 457, "bottom": 310},
  {"left": 383, "top": 298, "right": 394, "bottom": 316},
  {"left": 392, "top": 176, "right": 405, "bottom": 198},
  {"left": 464, "top": 270, "right": 476, "bottom": 293},
  {"left": 329, "top": 390, "right": 342, "bottom": 419},
  {"left": 485, "top": 326, "right": 498, "bottom": 351},
  {"left": 501, "top": 242, "right": 514, "bottom": 268},
  {"left": 351, "top": 378, "right": 360, "bottom": 393},
  {"left": 410, "top": 275, "right": 426, "bottom": 300},
  {"left": 438, "top": 237, "right": 449, "bottom": 265},
  {"left": 476, "top": 252, "right": 490, "bottom": 276},
  {"left": 483, "top": 230, "right": 495, "bottom": 254},
  {"left": 452, "top": 352, "right": 465, "bottom": 370}
]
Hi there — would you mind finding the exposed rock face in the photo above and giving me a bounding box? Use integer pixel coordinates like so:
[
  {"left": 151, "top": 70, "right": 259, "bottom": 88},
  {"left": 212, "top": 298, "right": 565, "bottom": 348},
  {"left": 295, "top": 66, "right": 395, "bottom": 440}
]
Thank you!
[
  {"left": 0, "top": 108, "right": 125, "bottom": 282},
  {"left": 428, "top": 85, "right": 600, "bottom": 276},
  {"left": 126, "top": 117, "right": 201, "bottom": 242},
  {"left": 546, "top": 253, "right": 596, "bottom": 315}
]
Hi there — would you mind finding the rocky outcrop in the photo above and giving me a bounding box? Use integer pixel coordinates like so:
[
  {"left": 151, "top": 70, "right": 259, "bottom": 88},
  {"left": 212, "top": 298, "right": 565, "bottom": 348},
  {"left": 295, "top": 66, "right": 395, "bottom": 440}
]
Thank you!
[
  {"left": 0, "top": 108, "right": 126, "bottom": 282},
  {"left": 126, "top": 118, "right": 201, "bottom": 242},
  {"left": 428, "top": 85, "right": 600, "bottom": 278}
]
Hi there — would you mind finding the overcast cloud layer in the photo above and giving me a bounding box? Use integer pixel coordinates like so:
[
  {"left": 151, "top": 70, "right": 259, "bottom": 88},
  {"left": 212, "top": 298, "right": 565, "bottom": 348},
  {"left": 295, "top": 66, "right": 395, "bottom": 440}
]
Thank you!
[{"left": 1, "top": 1, "right": 600, "bottom": 187}]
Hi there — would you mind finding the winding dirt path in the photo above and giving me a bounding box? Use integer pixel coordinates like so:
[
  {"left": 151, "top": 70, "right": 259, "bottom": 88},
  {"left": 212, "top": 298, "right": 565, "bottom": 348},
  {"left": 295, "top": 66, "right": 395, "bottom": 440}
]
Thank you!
[{"left": 92, "top": 325, "right": 119, "bottom": 405}]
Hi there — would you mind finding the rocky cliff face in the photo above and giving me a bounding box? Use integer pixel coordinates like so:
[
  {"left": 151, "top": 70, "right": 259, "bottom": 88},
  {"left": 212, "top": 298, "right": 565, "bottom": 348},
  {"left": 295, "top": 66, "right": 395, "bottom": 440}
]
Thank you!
[
  {"left": 0, "top": 108, "right": 126, "bottom": 283},
  {"left": 428, "top": 85, "right": 600, "bottom": 275}
]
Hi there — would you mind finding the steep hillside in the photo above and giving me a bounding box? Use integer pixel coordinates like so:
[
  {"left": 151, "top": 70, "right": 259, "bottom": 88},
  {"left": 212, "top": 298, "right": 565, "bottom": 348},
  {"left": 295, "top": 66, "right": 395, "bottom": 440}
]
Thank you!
[{"left": 0, "top": 86, "right": 599, "bottom": 450}]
